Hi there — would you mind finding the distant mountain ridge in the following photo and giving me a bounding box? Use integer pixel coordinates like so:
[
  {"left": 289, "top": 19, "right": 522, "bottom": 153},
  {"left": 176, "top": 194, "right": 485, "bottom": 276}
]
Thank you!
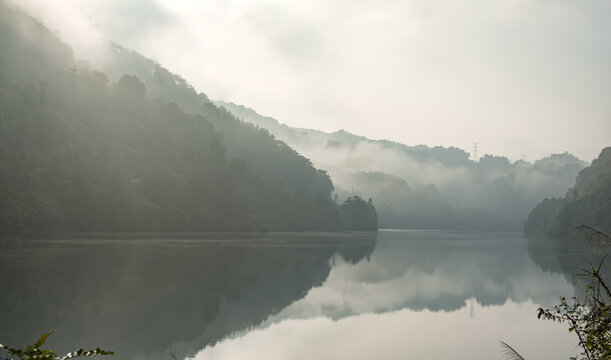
[
  {"left": 214, "top": 101, "right": 474, "bottom": 167},
  {"left": 216, "top": 101, "right": 588, "bottom": 231}
]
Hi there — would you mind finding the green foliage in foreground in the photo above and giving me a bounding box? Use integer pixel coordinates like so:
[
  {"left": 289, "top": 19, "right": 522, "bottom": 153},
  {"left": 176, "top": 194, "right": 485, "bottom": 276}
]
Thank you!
[
  {"left": 0, "top": 331, "right": 113, "bottom": 360},
  {"left": 536, "top": 255, "right": 611, "bottom": 360}
]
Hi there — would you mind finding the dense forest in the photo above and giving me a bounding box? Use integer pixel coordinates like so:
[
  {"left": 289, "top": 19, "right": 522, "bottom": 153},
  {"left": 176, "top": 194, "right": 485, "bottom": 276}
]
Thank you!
[
  {"left": 0, "top": 2, "right": 377, "bottom": 232},
  {"left": 338, "top": 196, "right": 378, "bottom": 231},
  {"left": 525, "top": 147, "right": 611, "bottom": 239},
  {"left": 217, "top": 102, "right": 587, "bottom": 231}
]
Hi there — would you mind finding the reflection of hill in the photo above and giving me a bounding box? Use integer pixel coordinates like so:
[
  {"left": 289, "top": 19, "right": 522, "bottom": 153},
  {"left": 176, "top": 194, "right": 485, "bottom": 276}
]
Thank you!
[
  {"left": 363, "top": 231, "right": 573, "bottom": 311},
  {"left": 526, "top": 236, "right": 610, "bottom": 297},
  {"left": 0, "top": 232, "right": 377, "bottom": 360},
  {"left": 268, "top": 231, "right": 576, "bottom": 322}
]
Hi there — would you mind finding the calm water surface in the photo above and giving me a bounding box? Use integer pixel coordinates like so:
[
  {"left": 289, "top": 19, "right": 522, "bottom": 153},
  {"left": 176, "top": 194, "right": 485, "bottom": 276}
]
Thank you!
[{"left": 0, "top": 230, "right": 603, "bottom": 360}]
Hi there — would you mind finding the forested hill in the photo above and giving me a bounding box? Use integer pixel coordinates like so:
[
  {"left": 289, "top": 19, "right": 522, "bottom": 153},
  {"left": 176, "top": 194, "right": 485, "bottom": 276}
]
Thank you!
[
  {"left": 0, "top": 3, "right": 376, "bottom": 232},
  {"left": 216, "top": 101, "right": 587, "bottom": 231},
  {"left": 525, "top": 147, "right": 611, "bottom": 239}
]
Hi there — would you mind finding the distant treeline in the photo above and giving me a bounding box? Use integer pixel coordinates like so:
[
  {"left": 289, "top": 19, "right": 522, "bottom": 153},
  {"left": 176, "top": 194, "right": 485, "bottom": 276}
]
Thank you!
[
  {"left": 0, "top": 3, "right": 377, "bottom": 232},
  {"left": 525, "top": 147, "right": 611, "bottom": 239}
]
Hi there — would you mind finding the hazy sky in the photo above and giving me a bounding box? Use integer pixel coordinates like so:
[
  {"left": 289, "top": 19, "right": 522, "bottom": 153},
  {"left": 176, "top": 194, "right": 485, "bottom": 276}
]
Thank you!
[{"left": 14, "top": 0, "right": 611, "bottom": 161}]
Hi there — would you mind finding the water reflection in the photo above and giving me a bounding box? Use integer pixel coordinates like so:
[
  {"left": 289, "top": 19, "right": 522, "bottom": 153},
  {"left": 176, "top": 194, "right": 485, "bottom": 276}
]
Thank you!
[
  {"left": 0, "top": 232, "right": 376, "bottom": 360},
  {"left": 265, "top": 231, "right": 575, "bottom": 321},
  {"left": 194, "top": 300, "right": 575, "bottom": 360},
  {"left": 1, "top": 230, "right": 599, "bottom": 360},
  {"left": 193, "top": 230, "right": 590, "bottom": 360},
  {"left": 527, "top": 235, "right": 610, "bottom": 295}
]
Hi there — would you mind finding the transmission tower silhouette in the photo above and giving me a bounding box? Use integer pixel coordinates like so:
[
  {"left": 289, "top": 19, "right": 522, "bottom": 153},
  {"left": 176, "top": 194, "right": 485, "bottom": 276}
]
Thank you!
[
  {"left": 472, "top": 142, "right": 479, "bottom": 162},
  {"left": 468, "top": 297, "right": 476, "bottom": 319}
]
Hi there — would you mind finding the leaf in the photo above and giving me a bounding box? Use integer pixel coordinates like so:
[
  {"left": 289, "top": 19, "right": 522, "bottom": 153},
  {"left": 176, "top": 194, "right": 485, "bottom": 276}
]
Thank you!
[
  {"left": 500, "top": 341, "right": 526, "bottom": 360},
  {"left": 33, "top": 331, "right": 56, "bottom": 349}
]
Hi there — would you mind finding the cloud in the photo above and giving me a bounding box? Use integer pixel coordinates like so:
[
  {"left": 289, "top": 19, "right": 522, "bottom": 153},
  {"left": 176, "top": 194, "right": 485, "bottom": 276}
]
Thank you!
[
  {"left": 287, "top": 139, "right": 475, "bottom": 191},
  {"left": 191, "top": 301, "right": 577, "bottom": 360},
  {"left": 89, "top": 0, "right": 177, "bottom": 45},
  {"left": 6, "top": 0, "right": 107, "bottom": 61},
  {"left": 242, "top": 4, "right": 325, "bottom": 63}
]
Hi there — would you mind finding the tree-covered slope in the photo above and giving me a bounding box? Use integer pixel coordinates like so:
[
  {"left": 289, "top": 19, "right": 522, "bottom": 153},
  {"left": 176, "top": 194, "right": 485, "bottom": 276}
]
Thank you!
[
  {"left": 0, "top": 2, "right": 376, "bottom": 232},
  {"left": 525, "top": 147, "right": 611, "bottom": 239},
  {"left": 217, "top": 101, "right": 587, "bottom": 231},
  {"left": 94, "top": 43, "right": 338, "bottom": 210}
]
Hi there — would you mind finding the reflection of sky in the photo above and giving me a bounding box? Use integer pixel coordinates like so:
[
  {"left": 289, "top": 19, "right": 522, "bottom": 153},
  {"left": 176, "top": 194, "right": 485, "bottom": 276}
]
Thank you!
[
  {"left": 193, "top": 230, "right": 579, "bottom": 360},
  {"left": 194, "top": 300, "right": 576, "bottom": 360}
]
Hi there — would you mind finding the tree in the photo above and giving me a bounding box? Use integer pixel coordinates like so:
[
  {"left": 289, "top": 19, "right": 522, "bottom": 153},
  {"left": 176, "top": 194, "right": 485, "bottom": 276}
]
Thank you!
[
  {"left": 535, "top": 225, "right": 611, "bottom": 360},
  {"left": 0, "top": 331, "right": 113, "bottom": 360},
  {"left": 338, "top": 196, "right": 378, "bottom": 231}
]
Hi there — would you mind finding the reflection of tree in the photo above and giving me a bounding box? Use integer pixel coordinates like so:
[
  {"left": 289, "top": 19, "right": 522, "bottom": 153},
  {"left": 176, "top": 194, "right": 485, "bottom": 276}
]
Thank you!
[
  {"left": 0, "top": 233, "right": 377, "bottom": 360},
  {"left": 526, "top": 236, "right": 611, "bottom": 297},
  {"left": 336, "top": 236, "right": 377, "bottom": 264},
  {"left": 510, "top": 229, "right": 611, "bottom": 360}
]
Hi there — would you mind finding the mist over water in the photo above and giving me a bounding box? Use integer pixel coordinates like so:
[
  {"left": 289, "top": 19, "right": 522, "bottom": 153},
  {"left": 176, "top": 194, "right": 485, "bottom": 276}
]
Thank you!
[{"left": 217, "top": 102, "right": 588, "bottom": 231}]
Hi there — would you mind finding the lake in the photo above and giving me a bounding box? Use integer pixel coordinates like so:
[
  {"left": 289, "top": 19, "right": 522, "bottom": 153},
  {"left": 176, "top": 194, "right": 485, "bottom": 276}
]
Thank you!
[{"left": 0, "top": 230, "right": 605, "bottom": 360}]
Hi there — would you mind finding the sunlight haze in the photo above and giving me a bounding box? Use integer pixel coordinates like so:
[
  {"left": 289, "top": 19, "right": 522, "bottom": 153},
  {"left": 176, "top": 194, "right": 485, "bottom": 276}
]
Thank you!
[{"left": 13, "top": 0, "right": 611, "bottom": 161}]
